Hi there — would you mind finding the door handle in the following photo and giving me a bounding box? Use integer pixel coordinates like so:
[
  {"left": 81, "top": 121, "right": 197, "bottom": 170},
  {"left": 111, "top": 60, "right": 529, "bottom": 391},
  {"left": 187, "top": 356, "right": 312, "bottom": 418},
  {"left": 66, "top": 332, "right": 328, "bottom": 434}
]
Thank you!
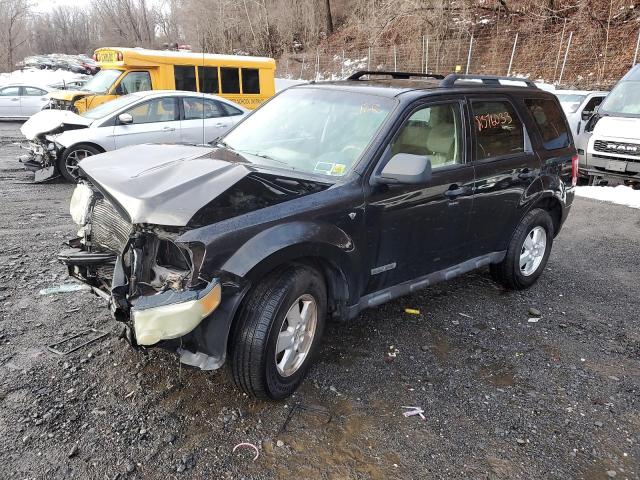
[
  {"left": 11, "top": 98, "right": 19, "bottom": 102},
  {"left": 518, "top": 168, "right": 536, "bottom": 180},
  {"left": 215, "top": 122, "right": 225, "bottom": 128},
  {"left": 444, "top": 185, "right": 468, "bottom": 199},
  {"left": 162, "top": 126, "right": 176, "bottom": 132}
]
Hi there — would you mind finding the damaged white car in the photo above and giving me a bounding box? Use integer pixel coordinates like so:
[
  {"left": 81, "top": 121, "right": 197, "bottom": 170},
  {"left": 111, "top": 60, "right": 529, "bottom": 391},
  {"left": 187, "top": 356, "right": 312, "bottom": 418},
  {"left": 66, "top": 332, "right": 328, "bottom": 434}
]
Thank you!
[{"left": 19, "top": 90, "right": 247, "bottom": 182}]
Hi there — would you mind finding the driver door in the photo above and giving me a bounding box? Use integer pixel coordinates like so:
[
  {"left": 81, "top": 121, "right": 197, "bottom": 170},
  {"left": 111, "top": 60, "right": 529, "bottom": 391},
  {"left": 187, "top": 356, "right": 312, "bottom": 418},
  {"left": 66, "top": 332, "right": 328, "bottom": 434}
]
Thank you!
[
  {"left": 113, "top": 97, "right": 181, "bottom": 149},
  {"left": 364, "top": 100, "right": 475, "bottom": 293}
]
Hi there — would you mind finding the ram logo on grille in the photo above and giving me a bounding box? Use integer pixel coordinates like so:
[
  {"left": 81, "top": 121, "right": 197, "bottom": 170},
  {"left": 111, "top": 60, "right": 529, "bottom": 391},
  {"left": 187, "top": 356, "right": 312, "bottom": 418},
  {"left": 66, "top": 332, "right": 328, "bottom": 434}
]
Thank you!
[
  {"left": 91, "top": 199, "right": 132, "bottom": 253},
  {"left": 594, "top": 140, "right": 640, "bottom": 156}
]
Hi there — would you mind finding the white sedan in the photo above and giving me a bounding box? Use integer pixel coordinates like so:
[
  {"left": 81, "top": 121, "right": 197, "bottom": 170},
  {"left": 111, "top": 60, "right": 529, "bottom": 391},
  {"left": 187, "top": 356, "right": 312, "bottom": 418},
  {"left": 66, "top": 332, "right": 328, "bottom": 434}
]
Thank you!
[
  {"left": 20, "top": 90, "right": 247, "bottom": 182},
  {"left": 0, "top": 84, "right": 51, "bottom": 119}
]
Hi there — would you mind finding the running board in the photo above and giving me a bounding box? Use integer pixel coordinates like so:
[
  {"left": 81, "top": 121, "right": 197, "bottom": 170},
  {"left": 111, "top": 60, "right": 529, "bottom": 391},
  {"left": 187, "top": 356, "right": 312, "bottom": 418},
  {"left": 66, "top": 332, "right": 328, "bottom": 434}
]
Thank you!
[{"left": 347, "top": 251, "right": 506, "bottom": 319}]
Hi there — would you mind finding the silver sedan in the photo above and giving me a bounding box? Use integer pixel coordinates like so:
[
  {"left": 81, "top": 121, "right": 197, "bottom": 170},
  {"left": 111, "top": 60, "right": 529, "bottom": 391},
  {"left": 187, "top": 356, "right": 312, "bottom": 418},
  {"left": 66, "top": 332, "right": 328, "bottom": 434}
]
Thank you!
[
  {"left": 0, "top": 84, "right": 52, "bottom": 119},
  {"left": 20, "top": 90, "right": 247, "bottom": 182}
]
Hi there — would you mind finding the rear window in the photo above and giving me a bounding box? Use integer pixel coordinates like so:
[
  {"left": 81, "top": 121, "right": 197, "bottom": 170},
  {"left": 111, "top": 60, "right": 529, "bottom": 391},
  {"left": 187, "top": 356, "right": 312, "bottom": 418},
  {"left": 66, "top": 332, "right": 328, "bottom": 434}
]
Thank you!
[
  {"left": 471, "top": 100, "right": 525, "bottom": 160},
  {"left": 174, "top": 65, "right": 197, "bottom": 92},
  {"left": 198, "top": 66, "right": 219, "bottom": 94},
  {"left": 241, "top": 68, "right": 260, "bottom": 94},
  {"left": 221, "top": 68, "right": 240, "bottom": 94},
  {"left": 525, "top": 98, "right": 570, "bottom": 150}
]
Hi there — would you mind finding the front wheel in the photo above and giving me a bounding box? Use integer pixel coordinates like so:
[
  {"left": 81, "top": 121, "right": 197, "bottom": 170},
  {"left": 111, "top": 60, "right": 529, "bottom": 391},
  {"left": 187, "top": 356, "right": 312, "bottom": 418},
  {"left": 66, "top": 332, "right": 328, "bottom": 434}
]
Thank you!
[
  {"left": 490, "top": 208, "right": 554, "bottom": 290},
  {"left": 58, "top": 144, "right": 101, "bottom": 183},
  {"left": 229, "top": 265, "right": 327, "bottom": 400}
]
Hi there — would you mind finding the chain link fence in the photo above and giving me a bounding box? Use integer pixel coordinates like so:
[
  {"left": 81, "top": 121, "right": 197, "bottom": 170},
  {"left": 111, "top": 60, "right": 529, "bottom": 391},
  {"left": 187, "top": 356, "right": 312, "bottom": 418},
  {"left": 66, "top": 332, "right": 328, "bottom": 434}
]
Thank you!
[{"left": 277, "top": 24, "right": 640, "bottom": 89}]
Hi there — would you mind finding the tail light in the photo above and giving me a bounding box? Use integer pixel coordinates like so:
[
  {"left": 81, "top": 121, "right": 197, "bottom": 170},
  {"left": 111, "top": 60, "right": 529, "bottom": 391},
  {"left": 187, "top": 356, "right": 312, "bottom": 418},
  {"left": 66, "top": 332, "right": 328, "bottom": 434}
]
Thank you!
[
  {"left": 571, "top": 154, "right": 579, "bottom": 187},
  {"left": 92, "top": 54, "right": 97, "bottom": 61},
  {"left": 117, "top": 52, "right": 123, "bottom": 61}
]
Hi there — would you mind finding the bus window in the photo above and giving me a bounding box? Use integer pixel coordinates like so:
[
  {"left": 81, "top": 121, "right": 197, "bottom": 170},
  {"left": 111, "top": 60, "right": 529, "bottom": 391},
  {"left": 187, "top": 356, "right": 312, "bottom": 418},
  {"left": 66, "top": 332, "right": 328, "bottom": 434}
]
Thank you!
[
  {"left": 198, "top": 66, "right": 219, "bottom": 94},
  {"left": 221, "top": 68, "right": 240, "bottom": 94},
  {"left": 241, "top": 68, "right": 260, "bottom": 94},
  {"left": 117, "top": 71, "right": 151, "bottom": 95},
  {"left": 174, "top": 66, "right": 197, "bottom": 91}
]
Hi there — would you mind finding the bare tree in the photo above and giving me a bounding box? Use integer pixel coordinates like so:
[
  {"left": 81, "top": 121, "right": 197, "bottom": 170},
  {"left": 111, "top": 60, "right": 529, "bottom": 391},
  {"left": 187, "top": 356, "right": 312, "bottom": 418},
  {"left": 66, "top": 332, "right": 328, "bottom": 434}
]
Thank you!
[{"left": 0, "top": 0, "right": 30, "bottom": 71}]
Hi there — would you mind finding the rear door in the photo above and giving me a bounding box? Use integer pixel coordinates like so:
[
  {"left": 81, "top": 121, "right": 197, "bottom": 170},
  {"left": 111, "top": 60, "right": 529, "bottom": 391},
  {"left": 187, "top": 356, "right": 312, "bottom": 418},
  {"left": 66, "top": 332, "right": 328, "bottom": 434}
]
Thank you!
[
  {"left": 113, "top": 97, "right": 181, "bottom": 149},
  {"left": 466, "top": 95, "right": 540, "bottom": 256},
  {"left": 20, "top": 86, "right": 49, "bottom": 116},
  {"left": 180, "top": 97, "right": 235, "bottom": 144},
  {"left": 0, "top": 86, "right": 21, "bottom": 117}
]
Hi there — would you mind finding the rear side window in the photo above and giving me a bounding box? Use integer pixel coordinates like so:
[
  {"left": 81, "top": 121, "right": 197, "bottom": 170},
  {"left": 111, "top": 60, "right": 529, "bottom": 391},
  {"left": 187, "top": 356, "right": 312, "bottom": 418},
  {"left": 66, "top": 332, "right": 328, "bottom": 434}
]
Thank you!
[
  {"left": 198, "top": 66, "right": 219, "bottom": 94},
  {"left": 183, "top": 97, "right": 225, "bottom": 120},
  {"left": 221, "top": 102, "right": 243, "bottom": 116},
  {"left": 220, "top": 68, "right": 240, "bottom": 94},
  {"left": 241, "top": 68, "right": 260, "bottom": 94},
  {"left": 174, "top": 66, "right": 197, "bottom": 92},
  {"left": 471, "top": 100, "right": 524, "bottom": 160},
  {"left": 24, "top": 87, "right": 47, "bottom": 96},
  {"left": 525, "top": 98, "right": 570, "bottom": 150}
]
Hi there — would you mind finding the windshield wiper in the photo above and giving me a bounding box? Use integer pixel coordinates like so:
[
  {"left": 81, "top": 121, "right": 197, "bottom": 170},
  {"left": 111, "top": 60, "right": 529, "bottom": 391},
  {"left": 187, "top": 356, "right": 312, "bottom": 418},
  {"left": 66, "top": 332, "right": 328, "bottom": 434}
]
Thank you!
[{"left": 236, "top": 150, "right": 291, "bottom": 167}]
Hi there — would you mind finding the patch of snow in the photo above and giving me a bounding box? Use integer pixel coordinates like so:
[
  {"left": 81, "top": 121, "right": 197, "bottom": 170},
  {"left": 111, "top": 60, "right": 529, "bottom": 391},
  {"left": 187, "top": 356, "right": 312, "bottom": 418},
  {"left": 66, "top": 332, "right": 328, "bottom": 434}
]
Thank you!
[
  {"left": 0, "top": 68, "right": 88, "bottom": 89},
  {"left": 575, "top": 185, "right": 640, "bottom": 209},
  {"left": 275, "top": 78, "right": 307, "bottom": 91}
]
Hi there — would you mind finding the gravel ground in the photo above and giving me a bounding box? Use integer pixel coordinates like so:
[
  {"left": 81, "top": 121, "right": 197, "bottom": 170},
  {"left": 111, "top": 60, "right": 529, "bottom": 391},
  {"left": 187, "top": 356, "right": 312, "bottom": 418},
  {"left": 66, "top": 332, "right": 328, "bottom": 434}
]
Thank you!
[{"left": 0, "top": 121, "right": 638, "bottom": 480}]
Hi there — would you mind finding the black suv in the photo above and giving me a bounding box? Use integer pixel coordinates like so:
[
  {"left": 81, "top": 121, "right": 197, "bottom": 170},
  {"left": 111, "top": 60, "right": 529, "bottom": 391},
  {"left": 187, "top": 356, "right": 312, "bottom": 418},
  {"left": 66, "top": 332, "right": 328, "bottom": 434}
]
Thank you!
[{"left": 60, "top": 72, "right": 577, "bottom": 400}]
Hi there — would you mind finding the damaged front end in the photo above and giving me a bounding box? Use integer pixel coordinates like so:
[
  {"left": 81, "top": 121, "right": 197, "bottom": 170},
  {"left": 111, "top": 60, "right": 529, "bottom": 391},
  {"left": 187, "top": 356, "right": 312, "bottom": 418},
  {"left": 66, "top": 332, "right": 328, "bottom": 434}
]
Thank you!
[
  {"left": 59, "top": 182, "right": 225, "bottom": 368},
  {"left": 18, "top": 136, "right": 61, "bottom": 182}
]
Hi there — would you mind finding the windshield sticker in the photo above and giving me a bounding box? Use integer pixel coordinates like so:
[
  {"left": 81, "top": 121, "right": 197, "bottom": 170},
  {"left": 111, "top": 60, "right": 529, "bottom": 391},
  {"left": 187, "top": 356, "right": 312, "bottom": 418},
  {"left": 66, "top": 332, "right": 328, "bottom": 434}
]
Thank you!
[
  {"left": 330, "top": 163, "right": 346, "bottom": 175},
  {"left": 360, "top": 103, "right": 382, "bottom": 113},
  {"left": 314, "top": 162, "right": 335, "bottom": 174},
  {"left": 474, "top": 112, "right": 513, "bottom": 132}
]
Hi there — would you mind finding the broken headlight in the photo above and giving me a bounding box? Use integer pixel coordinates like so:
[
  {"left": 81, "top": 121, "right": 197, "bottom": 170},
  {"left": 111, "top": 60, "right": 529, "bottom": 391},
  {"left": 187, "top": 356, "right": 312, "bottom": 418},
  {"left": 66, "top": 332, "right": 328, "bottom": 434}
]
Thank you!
[{"left": 69, "top": 183, "right": 94, "bottom": 225}]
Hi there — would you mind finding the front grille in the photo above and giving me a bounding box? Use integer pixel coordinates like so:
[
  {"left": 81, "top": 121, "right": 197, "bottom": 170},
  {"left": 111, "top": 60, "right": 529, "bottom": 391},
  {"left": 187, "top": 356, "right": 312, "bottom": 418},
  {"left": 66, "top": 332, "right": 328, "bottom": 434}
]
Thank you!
[
  {"left": 594, "top": 140, "right": 640, "bottom": 157},
  {"left": 593, "top": 154, "right": 640, "bottom": 165},
  {"left": 91, "top": 199, "right": 132, "bottom": 253}
]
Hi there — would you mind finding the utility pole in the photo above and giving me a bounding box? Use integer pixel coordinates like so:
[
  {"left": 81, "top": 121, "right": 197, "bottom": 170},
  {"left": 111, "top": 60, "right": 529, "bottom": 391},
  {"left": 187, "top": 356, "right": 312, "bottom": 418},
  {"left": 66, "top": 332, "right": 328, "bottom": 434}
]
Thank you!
[{"left": 324, "top": 0, "right": 333, "bottom": 34}]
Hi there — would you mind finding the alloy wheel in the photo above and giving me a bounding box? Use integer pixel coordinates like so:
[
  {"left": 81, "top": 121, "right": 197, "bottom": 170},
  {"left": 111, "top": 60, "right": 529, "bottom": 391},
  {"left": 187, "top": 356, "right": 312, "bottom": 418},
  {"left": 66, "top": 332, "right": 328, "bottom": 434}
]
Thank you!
[
  {"left": 520, "top": 226, "right": 547, "bottom": 276},
  {"left": 65, "top": 149, "right": 93, "bottom": 179},
  {"left": 275, "top": 294, "right": 318, "bottom": 377}
]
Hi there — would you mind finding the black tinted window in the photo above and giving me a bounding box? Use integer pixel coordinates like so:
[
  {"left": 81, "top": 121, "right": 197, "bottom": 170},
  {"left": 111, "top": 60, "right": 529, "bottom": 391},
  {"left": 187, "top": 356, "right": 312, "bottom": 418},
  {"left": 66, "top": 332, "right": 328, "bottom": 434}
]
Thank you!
[
  {"left": 472, "top": 100, "right": 524, "bottom": 160},
  {"left": 525, "top": 98, "right": 570, "bottom": 150},
  {"left": 241, "top": 68, "right": 260, "bottom": 94},
  {"left": 220, "top": 68, "right": 240, "bottom": 94},
  {"left": 174, "top": 66, "right": 197, "bottom": 92},
  {"left": 198, "top": 66, "right": 219, "bottom": 94}
]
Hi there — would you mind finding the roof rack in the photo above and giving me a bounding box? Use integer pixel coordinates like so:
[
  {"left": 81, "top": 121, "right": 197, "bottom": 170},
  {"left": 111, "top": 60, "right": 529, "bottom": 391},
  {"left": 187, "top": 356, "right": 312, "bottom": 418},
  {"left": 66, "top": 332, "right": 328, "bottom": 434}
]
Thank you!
[
  {"left": 440, "top": 74, "right": 537, "bottom": 88},
  {"left": 348, "top": 71, "right": 445, "bottom": 81}
]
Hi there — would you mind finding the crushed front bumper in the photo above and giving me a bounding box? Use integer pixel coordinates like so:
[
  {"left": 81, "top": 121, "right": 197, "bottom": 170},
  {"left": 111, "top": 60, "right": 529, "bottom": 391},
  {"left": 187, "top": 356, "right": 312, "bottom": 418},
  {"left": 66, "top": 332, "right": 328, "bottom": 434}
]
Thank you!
[
  {"left": 17, "top": 142, "right": 59, "bottom": 182},
  {"left": 58, "top": 245, "right": 234, "bottom": 370}
]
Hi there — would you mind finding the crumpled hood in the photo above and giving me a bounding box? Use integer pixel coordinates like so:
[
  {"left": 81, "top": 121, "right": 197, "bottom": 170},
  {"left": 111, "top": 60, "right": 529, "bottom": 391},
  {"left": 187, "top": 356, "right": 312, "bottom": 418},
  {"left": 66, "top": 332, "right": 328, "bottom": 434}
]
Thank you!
[
  {"left": 593, "top": 116, "right": 640, "bottom": 142},
  {"left": 21, "top": 109, "right": 92, "bottom": 140},
  {"left": 48, "top": 89, "right": 89, "bottom": 101},
  {"left": 80, "top": 144, "right": 253, "bottom": 226}
]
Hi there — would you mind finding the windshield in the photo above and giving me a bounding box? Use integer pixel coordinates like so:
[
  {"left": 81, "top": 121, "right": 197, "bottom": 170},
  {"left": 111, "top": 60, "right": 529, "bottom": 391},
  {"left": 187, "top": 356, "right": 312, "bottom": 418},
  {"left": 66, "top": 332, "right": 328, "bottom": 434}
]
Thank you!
[
  {"left": 222, "top": 87, "right": 396, "bottom": 176},
  {"left": 555, "top": 94, "right": 586, "bottom": 114},
  {"left": 599, "top": 81, "right": 640, "bottom": 117},
  {"left": 80, "top": 93, "right": 141, "bottom": 119},
  {"left": 81, "top": 69, "right": 122, "bottom": 94}
]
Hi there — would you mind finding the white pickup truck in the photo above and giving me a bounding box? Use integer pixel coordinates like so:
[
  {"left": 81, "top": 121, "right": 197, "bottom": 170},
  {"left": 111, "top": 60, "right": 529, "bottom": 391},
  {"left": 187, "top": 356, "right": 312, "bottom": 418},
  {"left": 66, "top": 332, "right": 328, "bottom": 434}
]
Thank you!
[{"left": 581, "top": 65, "right": 640, "bottom": 185}]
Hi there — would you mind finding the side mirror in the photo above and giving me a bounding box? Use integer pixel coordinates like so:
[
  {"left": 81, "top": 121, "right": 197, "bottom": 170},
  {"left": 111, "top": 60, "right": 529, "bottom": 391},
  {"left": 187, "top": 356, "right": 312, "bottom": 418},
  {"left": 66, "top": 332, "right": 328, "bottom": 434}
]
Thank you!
[
  {"left": 118, "top": 113, "right": 133, "bottom": 125},
  {"left": 375, "top": 153, "right": 432, "bottom": 185},
  {"left": 581, "top": 110, "right": 592, "bottom": 121},
  {"left": 113, "top": 84, "right": 124, "bottom": 95}
]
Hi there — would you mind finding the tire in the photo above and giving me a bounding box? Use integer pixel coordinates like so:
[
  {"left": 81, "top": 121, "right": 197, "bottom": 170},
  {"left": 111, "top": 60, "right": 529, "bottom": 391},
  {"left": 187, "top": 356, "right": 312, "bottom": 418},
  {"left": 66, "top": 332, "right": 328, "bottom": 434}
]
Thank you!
[
  {"left": 58, "top": 144, "right": 101, "bottom": 183},
  {"left": 229, "top": 265, "right": 327, "bottom": 400},
  {"left": 490, "top": 208, "right": 554, "bottom": 290}
]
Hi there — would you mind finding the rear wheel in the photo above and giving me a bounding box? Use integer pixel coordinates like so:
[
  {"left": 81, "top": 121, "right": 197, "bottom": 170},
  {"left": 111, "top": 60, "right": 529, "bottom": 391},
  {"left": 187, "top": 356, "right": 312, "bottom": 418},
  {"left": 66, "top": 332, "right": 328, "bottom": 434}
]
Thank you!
[
  {"left": 490, "top": 208, "right": 554, "bottom": 290},
  {"left": 229, "top": 265, "right": 327, "bottom": 400},
  {"left": 58, "top": 144, "right": 101, "bottom": 182}
]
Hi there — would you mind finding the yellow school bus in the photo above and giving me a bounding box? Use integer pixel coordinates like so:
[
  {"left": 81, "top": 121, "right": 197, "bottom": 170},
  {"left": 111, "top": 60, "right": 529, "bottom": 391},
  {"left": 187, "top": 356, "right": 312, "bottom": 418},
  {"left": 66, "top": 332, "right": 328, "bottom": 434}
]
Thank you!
[{"left": 47, "top": 47, "right": 276, "bottom": 113}]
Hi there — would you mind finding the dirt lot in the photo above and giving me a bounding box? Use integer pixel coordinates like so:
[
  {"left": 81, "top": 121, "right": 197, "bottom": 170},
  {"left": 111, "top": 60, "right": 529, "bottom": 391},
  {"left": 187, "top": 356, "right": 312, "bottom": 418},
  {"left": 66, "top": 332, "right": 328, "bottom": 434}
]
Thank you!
[{"left": 1, "top": 121, "right": 638, "bottom": 480}]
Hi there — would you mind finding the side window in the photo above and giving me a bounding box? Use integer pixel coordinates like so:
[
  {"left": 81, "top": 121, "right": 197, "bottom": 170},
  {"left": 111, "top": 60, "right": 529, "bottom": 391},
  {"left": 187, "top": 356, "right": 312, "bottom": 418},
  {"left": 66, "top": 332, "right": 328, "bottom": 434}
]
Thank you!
[
  {"left": 471, "top": 100, "right": 525, "bottom": 160},
  {"left": 174, "top": 66, "right": 197, "bottom": 92},
  {"left": 583, "top": 96, "right": 604, "bottom": 115},
  {"left": 220, "top": 67, "right": 240, "bottom": 94},
  {"left": 0, "top": 87, "right": 20, "bottom": 96},
  {"left": 525, "top": 98, "right": 570, "bottom": 150},
  {"left": 221, "top": 102, "right": 243, "bottom": 116},
  {"left": 118, "top": 71, "right": 152, "bottom": 95},
  {"left": 124, "top": 98, "right": 177, "bottom": 124},
  {"left": 390, "top": 102, "right": 462, "bottom": 169},
  {"left": 24, "top": 87, "right": 47, "bottom": 96},
  {"left": 241, "top": 68, "right": 260, "bottom": 94},
  {"left": 183, "top": 97, "right": 224, "bottom": 120},
  {"left": 198, "top": 66, "right": 219, "bottom": 94}
]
